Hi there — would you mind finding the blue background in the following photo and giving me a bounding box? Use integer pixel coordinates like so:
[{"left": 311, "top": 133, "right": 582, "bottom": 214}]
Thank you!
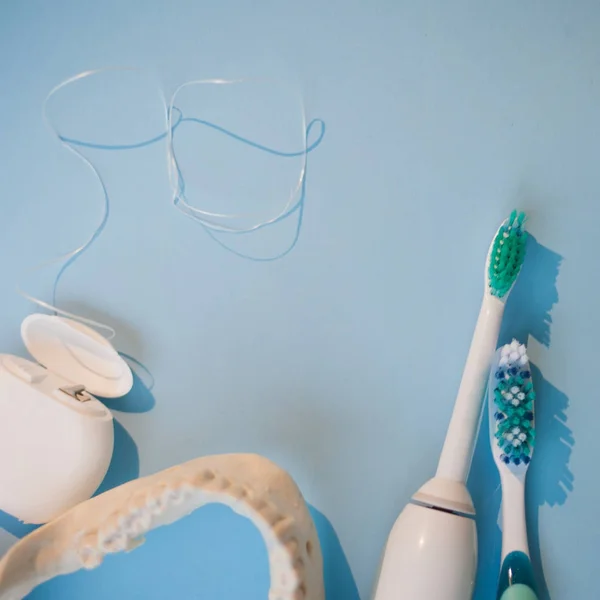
[{"left": 0, "top": 1, "right": 598, "bottom": 598}]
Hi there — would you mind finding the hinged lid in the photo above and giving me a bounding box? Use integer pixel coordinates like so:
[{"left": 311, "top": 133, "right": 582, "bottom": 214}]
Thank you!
[{"left": 21, "top": 313, "right": 133, "bottom": 398}]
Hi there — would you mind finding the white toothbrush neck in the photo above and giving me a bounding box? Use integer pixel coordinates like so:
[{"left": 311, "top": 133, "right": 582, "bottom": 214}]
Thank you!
[
  {"left": 436, "top": 294, "right": 505, "bottom": 483},
  {"left": 500, "top": 468, "right": 530, "bottom": 559}
]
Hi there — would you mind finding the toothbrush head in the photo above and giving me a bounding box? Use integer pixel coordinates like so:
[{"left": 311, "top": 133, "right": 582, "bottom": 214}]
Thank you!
[
  {"left": 487, "top": 210, "right": 528, "bottom": 299},
  {"left": 489, "top": 340, "right": 535, "bottom": 470}
]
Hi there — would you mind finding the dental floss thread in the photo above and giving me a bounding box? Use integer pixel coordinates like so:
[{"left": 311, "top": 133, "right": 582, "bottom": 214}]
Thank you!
[{"left": 17, "top": 67, "right": 325, "bottom": 339}]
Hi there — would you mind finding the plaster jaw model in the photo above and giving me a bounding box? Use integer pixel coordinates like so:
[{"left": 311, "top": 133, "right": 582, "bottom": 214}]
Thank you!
[{"left": 0, "top": 453, "right": 324, "bottom": 600}]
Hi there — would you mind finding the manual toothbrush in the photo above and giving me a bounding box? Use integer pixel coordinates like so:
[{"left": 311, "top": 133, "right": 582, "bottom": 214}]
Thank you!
[
  {"left": 488, "top": 340, "right": 539, "bottom": 600},
  {"left": 371, "top": 210, "right": 528, "bottom": 600}
]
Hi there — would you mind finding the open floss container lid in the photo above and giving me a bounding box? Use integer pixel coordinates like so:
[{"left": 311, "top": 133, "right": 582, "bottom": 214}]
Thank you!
[{"left": 21, "top": 313, "right": 133, "bottom": 398}]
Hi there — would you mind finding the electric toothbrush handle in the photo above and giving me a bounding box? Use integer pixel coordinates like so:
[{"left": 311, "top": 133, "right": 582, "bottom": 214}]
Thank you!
[
  {"left": 371, "top": 503, "right": 477, "bottom": 600},
  {"left": 436, "top": 295, "right": 505, "bottom": 482}
]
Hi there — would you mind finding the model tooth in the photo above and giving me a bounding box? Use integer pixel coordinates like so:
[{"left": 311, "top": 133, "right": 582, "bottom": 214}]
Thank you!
[
  {"left": 128, "top": 490, "right": 149, "bottom": 514},
  {"left": 260, "top": 504, "right": 292, "bottom": 532},
  {"left": 98, "top": 513, "right": 123, "bottom": 551},
  {"left": 226, "top": 483, "right": 245, "bottom": 500},
  {"left": 124, "top": 536, "right": 146, "bottom": 552},
  {"left": 118, "top": 511, "right": 136, "bottom": 533},
  {"left": 193, "top": 469, "right": 216, "bottom": 487},
  {"left": 162, "top": 485, "right": 188, "bottom": 507},
  {"left": 179, "top": 481, "right": 195, "bottom": 496},
  {"left": 285, "top": 537, "right": 299, "bottom": 555},
  {"left": 271, "top": 515, "right": 294, "bottom": 537},
  {"left": 252, "top": 497, "right": 268, "bottom": 512},
  {"left": 268, "top": 589, "right": 297, "bottom": 600},
  {"left": 78, "top": 546, "right": 103, "bottom": 569},
  {"left": 0, "top": 453, "right": 325, "bottom": 600},
  {"left": 204, "top": 475, "right": 231, "bottom": 492},
  {"left": 146, "top": 490, "right": 166, "bottom": 516},
  {"left": 277, "top": 567, "right": 301, "bottom": 594},
  {"left": 272, "top": 581, "right": 306, "bottom": 599},
  {"left": 100, "top": 512, "right": 120, "bottom": 531},
  {"left": 128, "top": 509, "right": 152, "bottom": 537},
  {"left": 218, "top": 477, "right": 232, "bottom": 491},
  {"left": 240, "top": 485, "right": 254, "bottom": 500},
  {"left": 99, "top": 529, "right": 127, "bottom": 553}
]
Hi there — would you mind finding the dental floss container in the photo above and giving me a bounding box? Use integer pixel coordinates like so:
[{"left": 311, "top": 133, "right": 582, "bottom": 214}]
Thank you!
[{"left": 0, "top": 313, "right": 133, "bottom": 524}]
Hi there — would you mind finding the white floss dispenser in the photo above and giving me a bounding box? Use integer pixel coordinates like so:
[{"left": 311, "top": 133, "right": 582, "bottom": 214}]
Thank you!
[{"left": 0, "top": 313, "right": 133, "bottom": 524}]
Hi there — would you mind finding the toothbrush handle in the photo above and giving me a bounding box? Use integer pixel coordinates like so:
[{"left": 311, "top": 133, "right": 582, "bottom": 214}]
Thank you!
[
  {"left": 498, "top": 583, "right": 538, "bottom": 600},
  {"left": 497, "top": 473, "right": 538, "bottom": 599},
  {"left": 500, "top": 471, "right": 529, "bottom": 559},
  {"left": 436, "top": 295, "right": 505, "bottom": 482},
  {"left": 497, "top": 552, "right": 538, "bottom": 600}
]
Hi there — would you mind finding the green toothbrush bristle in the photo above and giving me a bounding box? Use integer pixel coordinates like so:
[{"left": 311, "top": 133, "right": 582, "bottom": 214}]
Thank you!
[
  {"left": 493, "top": 340, "right": 535, "bottom": 467},
  {"left": 488, "top": 210, "right": 528, "bottom": 298}
]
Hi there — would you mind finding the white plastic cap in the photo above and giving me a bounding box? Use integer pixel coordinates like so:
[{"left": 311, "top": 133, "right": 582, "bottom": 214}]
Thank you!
[{"left": 21, "top": 313, "right": 133, "bottom": 398}]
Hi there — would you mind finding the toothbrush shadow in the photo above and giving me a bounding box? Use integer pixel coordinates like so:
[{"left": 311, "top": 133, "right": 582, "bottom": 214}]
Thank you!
[
  {"left": 526, "top": 364, "right": 574, "bottom": 600},
  {"left": 500, "top": 235, "right": 562, "bottom": 349},
  {"left": 470, "top": 236, "right": 573, "bottom": 600}
]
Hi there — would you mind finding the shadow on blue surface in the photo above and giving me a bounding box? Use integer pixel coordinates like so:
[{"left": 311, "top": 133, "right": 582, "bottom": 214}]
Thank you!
[
  {"left": 310, "top": 506, "right": 361, "bottom": 600},
  {"left": 526, "top": 364, "right": 574, "bottom": 599},
  {"left": 99, "top": 366, "right": 155, "bottom": 413},
  {"left": 500, "top": 235, "right": 562, "bottom": 349},
  {"left": 0, "top": 511, "right": 38, "bottom": 540},
  {"left": 469, "top": 236, "right": 573, "bottom": 600},
  {"left": 94, "top": 419, "right": 140, "bottom": 496}
]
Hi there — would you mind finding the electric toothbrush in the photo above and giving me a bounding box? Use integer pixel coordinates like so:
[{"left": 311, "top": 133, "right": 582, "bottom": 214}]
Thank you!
[{"left": 371, "top": 211, "right": 528, "bottom": 600}]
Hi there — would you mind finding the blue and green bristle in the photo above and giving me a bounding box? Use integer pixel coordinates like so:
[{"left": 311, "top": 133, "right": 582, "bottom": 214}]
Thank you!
[
  {"left": 488, "top": 210, "right": 528, "bottom": 298},
  {"left": 493, "top": 340, "right": 535, "bottom": 467}
]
